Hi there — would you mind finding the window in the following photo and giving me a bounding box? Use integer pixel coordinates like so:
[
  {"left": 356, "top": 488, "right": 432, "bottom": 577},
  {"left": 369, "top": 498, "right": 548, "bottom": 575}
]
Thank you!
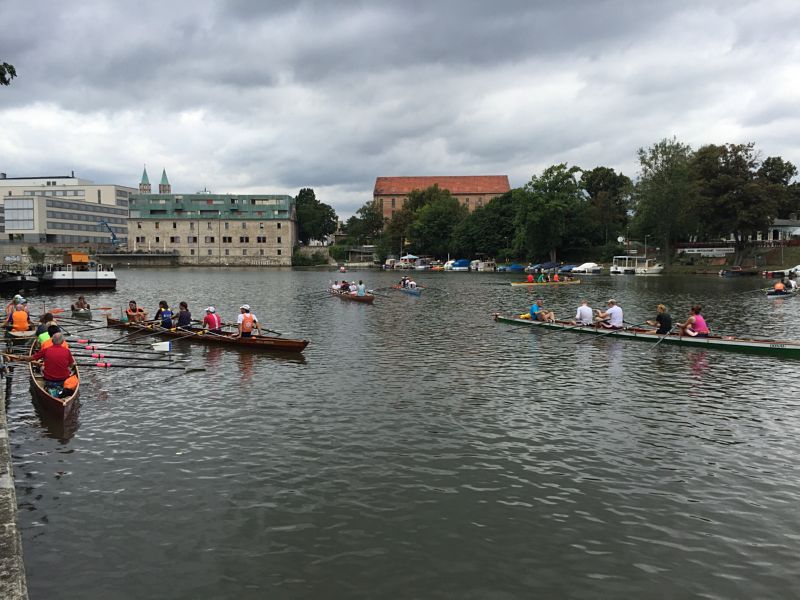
[
  {"left": 242, "top": 249, "right": 248, "bottom": 255},
  {"left": 137, "top": 222, "right": 142, "bottom": 229},
  {"left": 170, "top": 236, "right": 180, "bottom": 243},
  {"left": 204, "top": 236, "right": 215, "bottom": 243},
  {"left": 155, "top": 222, "right": 160, "bottom": 229},
  {"left": 277, "top": 236, "right": 281, "bottom": 244},
  {"left": 277, "top": 222, "right": 281, "bottom": 230},
  {"left": 155, "top": 236, "right": 160, "bottom": 243},
  {"left": 190, "top": 249, "right": 195, "bottom": 255},
  {"left": 465, "top": 198, "right": 470, "bottom": 206},
  {"left": 259, "top": 222, "right": 264, "bottom": 229},
  {"left": 259, "top": 249, "right": 264, "bottom": 256},
  {"left": 256, "top": 236, "right": 266, "bottom": 243},
  {"left": 224, "top": 222, "right": 229, "bottom": 230},
  {"left": 189, "top": 222, "right": 194, "bottom": 230},
  {"left": 97, "top": 190, "right": 101, "bottom": 202},
  {"left": 172, "top": 222, "right": 177, "bottom": 229},
  {"left": 391, "top": 198, "right": 396, "bottom": 208},
  {"left": 222, "top": 236, "right": 232, "bottom": 243},
  {"left": 207, "top": 222, "right": 212, "bottom": 229},
  {"left": 187, "top": 236, "right": 198, "bottom": 243},
  {"left": 242, "top": 222, "right": 246, "bottom": 229},
  {"left": 239, "top": 236, "right": 249, "bottom": 243},
  {"left": 224, "top": 249, "right": 229, "bottom": 256},
  {"left": 277, "top": 249, "right": 282, "bottom": 256},
  {"left": 135, "top": 236, "right": 146, "bottom": 243},
  {"left": 207, "top": 249, "right": 212, "bottom": 256}
]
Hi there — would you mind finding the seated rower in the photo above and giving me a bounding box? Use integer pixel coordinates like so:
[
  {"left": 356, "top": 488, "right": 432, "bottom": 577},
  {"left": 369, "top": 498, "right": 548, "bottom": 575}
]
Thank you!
[
  {"left": 10, "top": 302, "right": 31, "bottom": 333},
  {"left": 645, "top": 304, "right": 672, "bottom": 334},
  {"left": 19, "top": 332, "right": 77, "bottom": 393},
  {"left": 236, "top": 304, "right": 263, "bottom": 338},
  {"left": 408, "top": 279, "right": 417, "bottom": 289},
  {"left": 175, "top": 301, "right": 192, "bottom": 328},
  {"left": 527, "top": 273, "right": 534, "bottom": 283},
  {"left": 154, "top": 301, "right": 173, "bottom": 328},
  {"left": 773, "top": 280, "right": 787, "bottom": 294},
  {"left": 571, "top": 299, "right": 593, "bottom": 326},
  {"left": 595, "top": 298, "right": 623, "bottom": 329},
  {"left": 680, "top": 305, "right": 710, "bottom": 337},
  {"left": 530, "top": 297, "right": 556, "bottom": 323},
  {"left": 202, "top": 306, "right": 222, "bottom": 334},
  {"left": 126, "top": 300, "right": 148, "bottom": 323},
  {"left": 357, "top": 280, "right": 367, "bottom": 297},
  {"left": 71, "top": 295, "right": 90, "bottom": 310},
  {"left": 36, "top": 313, "right": 56, "bottom": 338}
]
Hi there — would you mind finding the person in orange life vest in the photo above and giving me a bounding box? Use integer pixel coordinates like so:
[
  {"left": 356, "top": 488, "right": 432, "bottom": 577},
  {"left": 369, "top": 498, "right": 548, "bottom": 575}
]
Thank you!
[
  {"left": 10, "top": 302, "right": 30, "bottom": 332},
  {"left": 22, "top": 332, "right": 77, "bottom": 387},
  {"left": 773, "top": 280, "right": 786, "bottom": 293},
  {"left": 40, "top": 325, "right": 69, "bottom": 350},
  {"left": 202, "top": 306, "right": 223, "bottom": 334},
  {"left": 236, "top": 304, "right": 262, "bottom": 338},
  {"left": 4, "top": 294, "right": 23, "bottom": 325},
  {"left": 126, "top": 300, "right": 147, "bottom": 323}
]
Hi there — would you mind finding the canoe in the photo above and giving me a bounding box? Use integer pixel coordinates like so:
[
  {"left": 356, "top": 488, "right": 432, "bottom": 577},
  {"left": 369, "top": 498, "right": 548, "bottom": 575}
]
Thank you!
[
  {"left": 28, "top": 340, "right": 80, "bottom": 420},
  {"left": 329, "top": 290, "right": 375, "bottom": 304},
  {"left": 392, "top": 285, "right": 422, "bottom": 296},
  {"left": 510, "top": 279, "right": 581, "bottom": 286},
  {"left": 71, "top": 308, "right": 93, "bottom": 318},
  {"left": 105, "top": 316, "right": 309, "bottom": 353},
  {"left": 493, "top": 314, "right": 800, "bottom": 358}
]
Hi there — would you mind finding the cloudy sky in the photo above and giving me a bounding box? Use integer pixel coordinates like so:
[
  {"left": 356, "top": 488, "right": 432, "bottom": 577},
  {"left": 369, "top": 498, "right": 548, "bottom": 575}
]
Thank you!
[{"left": 1, "top": 0, "right": 799, "bottom": 217}]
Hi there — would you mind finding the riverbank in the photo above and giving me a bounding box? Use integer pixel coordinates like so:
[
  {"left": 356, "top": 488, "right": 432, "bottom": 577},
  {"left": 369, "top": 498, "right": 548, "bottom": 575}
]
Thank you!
[{"left": 0, "top": 371, "right": 28, "bottom": 599}]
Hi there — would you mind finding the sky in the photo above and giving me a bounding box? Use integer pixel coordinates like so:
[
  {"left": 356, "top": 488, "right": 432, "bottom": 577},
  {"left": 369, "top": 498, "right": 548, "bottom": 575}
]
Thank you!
[{"left": 1, "top": 0, "right": 799, "bottom": 218}]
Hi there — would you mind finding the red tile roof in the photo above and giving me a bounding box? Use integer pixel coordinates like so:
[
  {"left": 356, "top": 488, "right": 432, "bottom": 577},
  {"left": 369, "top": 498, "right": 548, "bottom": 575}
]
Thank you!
[{"left": 374, "top": 176, "right": 511, "bottom": 196}]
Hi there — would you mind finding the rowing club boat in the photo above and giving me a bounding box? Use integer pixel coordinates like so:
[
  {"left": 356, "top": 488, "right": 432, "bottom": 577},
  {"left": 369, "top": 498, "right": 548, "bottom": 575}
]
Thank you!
[
  {"left": 105, "top": 316, "right": 309, "bottom": 353},
  {"left": 510, "top": 279, "right": 581, "bottom": 286},
  {"left": 493, "top": 314, "right": 800, "bottom": 358},
  {"left": 392, "top": 285, "right": 421, "bottom": 296},
  {"left": 329, "top": 290, "right": 375, "bottom": 304},
  {"left": 28, "top": 340, "right": 80, "bottom": 419}
]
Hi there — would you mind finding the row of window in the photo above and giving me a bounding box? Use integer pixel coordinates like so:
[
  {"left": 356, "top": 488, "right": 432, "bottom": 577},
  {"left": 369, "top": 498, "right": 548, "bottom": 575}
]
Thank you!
[
  {"left": 141, "top": 209, "right": 289, "bottom": 218},
  {"left": 388, "top": 197, "right": 484, "bottom": 208},
  {"left": 46, "top": 210, "right": 126, "bottom": 225},
  {"left": 134, "top": 236, "right": 280, "bottom": 244},
  {"left": 47, "top": 221, "right": 128, "bottom": 234},
  {"left": 141, "top": 221, "right": 282, "bottom": 230},
  {"left": 26, "top": 189, "right": 85, "bottom": 197},
  {"left": 45, "top": 198, "right": 128, "bottom": 215}
]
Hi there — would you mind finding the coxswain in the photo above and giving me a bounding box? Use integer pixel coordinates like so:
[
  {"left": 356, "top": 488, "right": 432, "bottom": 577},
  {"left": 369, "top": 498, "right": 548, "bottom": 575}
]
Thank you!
[
  {"left": 154, "top": 301, "right": 173, "bottom": 328},
  {"left": 202, "top": 306, "right": 223, "bottom": 334},
  {"left": 530, "top": 297, "right": 556, "bottom": 323},
  {"left": 126, "top": 300, "right": 147, "bottom": 323},
  {"left": 19, "top": 332, "right": 77, "bottom": 391},
  {"left": 175, "top": 301, "right": 192, "bottom": 328},
  {"left": 236, "top": 304, "right": 263, "bottom": 338},
  {"left": 71, "top": 295, "right": 90, "bottom": 310},
  {"left": 680, "top": 305, "right": 710, "bottom": 337},
  {"left": 595, "top": 298, "right": 624, "bottom": 329}
]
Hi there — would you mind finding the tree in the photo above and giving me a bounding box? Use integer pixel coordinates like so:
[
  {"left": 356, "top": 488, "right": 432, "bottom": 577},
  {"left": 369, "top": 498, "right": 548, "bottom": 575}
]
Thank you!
[
  {"left": 758, "top": 156, "right": 798, "bottom": 218},
  {"left": 452, "top": 190, "right": 520, "bottom": 258},
  {"left": 382, "top": 184, "right": 456, "bottom": 256},
  {"left": 690, "top": 143, "right": 779, "bottom": 261},
  {"left": 344, "top": 202, "right": 385, "bottom": 244},
  {"left": 27, "top": 246, "right": 45, "bottom": 264},
  {"left": 514, "top": 164, "right": 586, "bottom": 262},
  {"left": 408, "top": 195, "right": 468, "bottom": 257},
  {"left": 631, "top": 137, "right": 694, "bottom": 264},
  {"left": 294, "top": 188, "right": 337, "bottom": 245},
  {"left": 0, "top": 62, "right": 16, "bottom": 86},
  {"left": 580, "top": 166, "right": 633, "bottom": 245}
]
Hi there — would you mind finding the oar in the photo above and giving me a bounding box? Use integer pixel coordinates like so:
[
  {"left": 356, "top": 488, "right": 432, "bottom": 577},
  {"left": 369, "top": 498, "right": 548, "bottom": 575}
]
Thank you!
[
  {"left": 72, "top": 351, "right": 189, "bottom": 362},
  {"left": 222, "top": 322, "right": 283, "bottom": 337},
  {"left": 576, "top": 321, "right": 649, "bottom": 344},
  {"left": 646, "top": 325, "right": 676, "bottom": 353},
  {"left": 542, "top": 321, "right": 594, "bottom": 335},
  {"left": 76, "top": 361, "right": 205, "bottom": 373}
]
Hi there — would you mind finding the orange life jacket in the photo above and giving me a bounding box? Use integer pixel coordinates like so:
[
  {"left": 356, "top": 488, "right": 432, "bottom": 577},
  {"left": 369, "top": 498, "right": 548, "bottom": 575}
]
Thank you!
[
  {"left": 41, "top": 339, "right": 69, "bottom": 351},
  {"left": 241, "top": 313, "right": 254, "bottom": 333},
  {"left": 63, "top": 374, "right": 79, "bottom": 390},
  {"left": 11, "top": 309, "right": 29, "bottom": 332}
]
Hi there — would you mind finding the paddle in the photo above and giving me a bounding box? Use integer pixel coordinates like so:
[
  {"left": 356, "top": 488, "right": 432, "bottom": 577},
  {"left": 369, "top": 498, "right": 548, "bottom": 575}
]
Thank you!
[
  {"left": 222, "top": 322, "right": 283, "bottom": 337},
  {"left": 72, "top": 351, "right": 189, "bottom": 362},
  {"left": 77, "top": 361, "right": 205, "bottom": 373},
  {"left": 646, "top": 325, "right": 676, "bottom": 353},
  {"left": 576, "top": 321, "right": 649, "bottom": 344},
  {"left": 541, "top": 321, "right": 594, "bottom": 335}
]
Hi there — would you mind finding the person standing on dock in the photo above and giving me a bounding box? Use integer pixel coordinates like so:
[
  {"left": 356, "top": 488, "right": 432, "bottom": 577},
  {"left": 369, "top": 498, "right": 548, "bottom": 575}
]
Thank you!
[{"left": 236, "top": 304, "right": 263, "bottom": 338}]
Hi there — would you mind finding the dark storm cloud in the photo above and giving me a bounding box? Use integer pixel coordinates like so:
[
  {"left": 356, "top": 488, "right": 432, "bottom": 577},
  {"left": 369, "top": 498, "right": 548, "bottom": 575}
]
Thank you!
[{"left": 2, "top": 0, "right": 800, "bottom": 216}]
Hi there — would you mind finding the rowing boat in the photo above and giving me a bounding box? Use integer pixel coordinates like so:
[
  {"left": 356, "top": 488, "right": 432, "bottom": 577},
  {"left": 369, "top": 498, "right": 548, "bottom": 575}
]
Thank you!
[
  {"left": 105, "top": 316, "right": 310, "bottom": 353},
  {"left": 766, "top": 288, "right": 798, "bottom": 298},
  {"left": 493, "top": 314, "right": 800, "bottom": 358},
  {"left": 329, "top": 290, "right": 375, "bottom": 304},
  {"left": 392, "top": 285, "right": 422, "bottom": 296},
  {"left": 28, "top": 340, "right": 80, "bottom": 419},
  {"left": 510, "top": 279, "right": 581, "bottom": 286},
  {"left": 71, "top": 308, "right": 93, "bottom": 318}
]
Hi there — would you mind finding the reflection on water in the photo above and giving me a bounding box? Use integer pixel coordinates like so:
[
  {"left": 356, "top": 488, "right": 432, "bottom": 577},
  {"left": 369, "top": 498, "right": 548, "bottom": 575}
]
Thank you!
[{"left": 8, "top": 270, "right": 800, "bottom": 599}]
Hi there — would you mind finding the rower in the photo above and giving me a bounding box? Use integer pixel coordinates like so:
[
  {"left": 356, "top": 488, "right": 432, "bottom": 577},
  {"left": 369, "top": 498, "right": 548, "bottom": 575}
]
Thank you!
[
  {"left": 530, "top": 297, "right": 556, "bottom": 322},
  {"left": 236, "top": 304, "right": 262, "bottom": 338},
  {"left": 154, "top": 301, "right": 173, "bottom": 328},
  {"left": 126, "top": 300, "right": 147, "bottom": 323},
  {"left": 645, "top": 304, "right": 672, "bottom": 334},
  {"left": 357, "top": 280, "right": 367, "bottom": 297},
  {"left": 680, "top": 305, "right": 710, "bottom": 337},
  {"left": 572, "top": 299, "right": 593, "bottom": 326},
  {"left": 408, "top": 279, "right": 417, "bottom": 289},
  {"left": 71, "top": 295, "right": 90, "bottom": 310},
  {"left": 10, "top": 301, "right": 30, "bottom": 333},
  {"left": 175, "top": 301, "right": 192, "bottom": 328},
  {"left": 527, "top": 273, "right": 534, "bottom": 283},
  {"left": 774, "top": 280, "right": 786, "bottom": 294},
  {"left": 202, "top": 306, "right": 223, "bottom": 334},
  {"left": 20, "top": 332, "right": 77, "bottom": 392},
  {"left": 595, "top": 298, "right": 623, "bottom": 329},
  {"left": 36, "top": 313, "right": 56, "bottom": 338}
]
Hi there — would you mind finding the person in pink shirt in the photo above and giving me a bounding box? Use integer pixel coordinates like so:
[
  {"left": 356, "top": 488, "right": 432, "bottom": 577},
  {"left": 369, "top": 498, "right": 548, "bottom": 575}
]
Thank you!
[
  {"left": 680, "top": 305, "right": 710, "bottom": 337},
  {"left": 202, "top": 306, "right": 223, "bottom": 334}
]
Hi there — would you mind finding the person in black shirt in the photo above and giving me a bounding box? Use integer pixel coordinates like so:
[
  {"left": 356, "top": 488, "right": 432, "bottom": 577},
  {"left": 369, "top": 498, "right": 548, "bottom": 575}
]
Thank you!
[{"left": 646, "top": 304, "right": 672, "bottom": 334}]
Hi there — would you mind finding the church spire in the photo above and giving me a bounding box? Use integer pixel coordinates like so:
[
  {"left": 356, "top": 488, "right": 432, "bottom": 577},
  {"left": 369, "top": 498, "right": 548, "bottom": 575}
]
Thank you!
[
  {"left": 159, "top": 168, "right": 171, "bottom": 194},
  {"left": 139, "top": 165, "right": 151, "bottom": 194}
]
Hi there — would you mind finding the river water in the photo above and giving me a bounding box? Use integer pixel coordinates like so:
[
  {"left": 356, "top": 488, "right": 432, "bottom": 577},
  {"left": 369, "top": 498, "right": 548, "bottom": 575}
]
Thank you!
[{"left": 7, "top": 268, "right": 800, "bottom": 599}]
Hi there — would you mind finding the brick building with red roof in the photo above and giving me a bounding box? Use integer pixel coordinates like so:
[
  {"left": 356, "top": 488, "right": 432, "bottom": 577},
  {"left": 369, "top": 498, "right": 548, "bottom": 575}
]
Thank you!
[{"left": 373, "top": 175, "right": 511, "bottom": 220}]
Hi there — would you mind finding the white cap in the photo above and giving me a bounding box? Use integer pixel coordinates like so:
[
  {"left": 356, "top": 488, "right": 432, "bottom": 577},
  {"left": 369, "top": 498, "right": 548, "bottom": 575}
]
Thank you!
[
  {"left": 240, "top": 304, "right": 250, "bottom": 311},
  {"left": 205, "top": 306, "right": 215, "bottom": 313},
  {"left": 13, "top": 294, "right": 22, "bottom": 301}
]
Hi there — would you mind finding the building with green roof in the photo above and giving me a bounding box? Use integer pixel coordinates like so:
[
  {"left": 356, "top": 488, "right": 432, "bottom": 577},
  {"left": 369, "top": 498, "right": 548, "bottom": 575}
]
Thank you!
[{"left": 129, "top": 176, "right": 296, "bottom": 266}]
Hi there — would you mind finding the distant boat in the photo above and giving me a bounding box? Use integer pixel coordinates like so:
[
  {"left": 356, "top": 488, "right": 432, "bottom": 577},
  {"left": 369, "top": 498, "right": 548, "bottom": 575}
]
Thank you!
[
  {"left": 572, "top": 262, "right": 602, "bottom": 274},
  {"left": 719, "top": 266, "right": 758, "bottom": 277},
  {"left": 38, "top": 251, "right": 116, "bottom": 289},
  {"left": 451, "top": 259, "right": 471, "bottom": 271}
]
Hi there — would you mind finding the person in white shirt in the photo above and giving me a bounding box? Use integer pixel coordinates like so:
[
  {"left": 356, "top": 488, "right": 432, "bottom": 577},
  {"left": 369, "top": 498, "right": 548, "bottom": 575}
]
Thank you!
[
  {"left": 408, "top": 279, "right": 417, "bottom": 288},
  {"left": 595, "top": 298, "right": 624, "bottom": 329},
  {"left": 572, "top": 299, "right": 593, "bottom": 325}
]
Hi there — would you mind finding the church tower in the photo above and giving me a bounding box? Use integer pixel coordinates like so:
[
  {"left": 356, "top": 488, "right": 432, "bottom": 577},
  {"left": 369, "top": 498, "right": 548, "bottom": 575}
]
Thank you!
[
  {"left": 159, "top": 169, "right": 171, "bottom": 194},
  {"left": 139, "top": 166, "right": 151, "bottom": 193}
]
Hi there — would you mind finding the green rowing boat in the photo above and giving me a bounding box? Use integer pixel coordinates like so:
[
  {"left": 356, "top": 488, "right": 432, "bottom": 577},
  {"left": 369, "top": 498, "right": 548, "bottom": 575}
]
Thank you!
[{"left": 493, "top": 314, "right": 800, "bottom": 358}]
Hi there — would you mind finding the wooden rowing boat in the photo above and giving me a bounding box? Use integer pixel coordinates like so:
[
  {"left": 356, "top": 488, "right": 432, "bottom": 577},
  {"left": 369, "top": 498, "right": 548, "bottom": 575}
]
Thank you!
[
  {"left": 493, "top": 314, "right": 800, "bottom": 358},
  {"left": 329, "top": 290, "right": 375, "bottom": 304},
  {"left": 28, "top": 340, "right": 80, "bottom": 419},
  {"left": 105, "top": 316, "right": 309, "bottom": 353},
  {"left": 510, "top": 279, "right": 581, "bottom": 286}
]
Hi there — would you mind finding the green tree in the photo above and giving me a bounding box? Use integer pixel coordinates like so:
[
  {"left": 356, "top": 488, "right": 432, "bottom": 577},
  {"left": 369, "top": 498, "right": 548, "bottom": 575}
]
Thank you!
[
  {"left": 758, "top": 156, "right": 798, "bottom": 218},
  {"left": 408, "top": 195, "right": 468, "bottom": 257},
  {"left": 344, "top": 202, "right": 385, "bottom": 244},
  {"left": 514, "top": 164, "right": 586, "bottom": 262},
  {"left": 382, "top": 184, "right": 455, "bottom": 256},
  {"left": 452, "top": 190, "right": 521, "bottom": 258},
  {"left": 580, "top": 166, "right": 633, "bottom": 245},
  {"left": 294, "top": 188, "right": 337, "bottom": 245},
  {"left": 0, "top": 62, "right": 16, "bottom": 86},
  {"left": 690, "top": 143, "right": 778, "bottom": 261},
  {"left": 631, "top": 137, "right": 694, "bottom": 264},
  {"left": 27, "top": 246, "right": 45, "bottom": 264}
]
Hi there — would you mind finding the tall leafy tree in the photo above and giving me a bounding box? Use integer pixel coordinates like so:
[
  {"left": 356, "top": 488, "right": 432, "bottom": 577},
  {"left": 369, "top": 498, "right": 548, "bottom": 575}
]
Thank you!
[
  {"left": 0, "top": 62, "right": 16, "bottom": 86},
  {"left": 758, "top": 156, "right": 798, "bottom": 218},
  {"left": 408, "top": 195, "right": 468, "bottom": 257},
  {"left": 452, "top": 190, "right": 520, "bottom": 258},
  {"left": 294, "top": 188, "right": 337, "bottom": 245},
  {"left": 690, "top": 143, "right": 778, "bottom": 260},
  {"left": 383, "top": 184, "right": 455, "bottom": 256},
  {"left": 344, "top": 202, "right": 385, "bottom": 244},
  {"left": 580, "top": 166, "right": 633, "bottom": 245},
  {"left": 514, "top": 164, "right": 586, "bottom": 262},
  {"left": 631, "top": 137, "right": 694, "bottom": 264}
]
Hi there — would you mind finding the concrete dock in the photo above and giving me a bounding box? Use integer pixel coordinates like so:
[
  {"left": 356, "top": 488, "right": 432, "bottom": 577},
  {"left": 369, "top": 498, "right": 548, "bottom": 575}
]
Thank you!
[{"left": 0, "top": 371, "right": 29, "bottom": 599}]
